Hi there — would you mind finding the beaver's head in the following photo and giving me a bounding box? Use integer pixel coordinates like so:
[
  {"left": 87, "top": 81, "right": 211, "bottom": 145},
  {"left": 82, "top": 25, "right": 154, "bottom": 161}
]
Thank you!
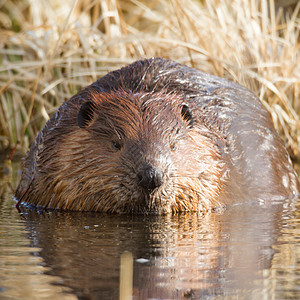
[{"left": 49, "top": 89, "right": 225, "bottom": 213}]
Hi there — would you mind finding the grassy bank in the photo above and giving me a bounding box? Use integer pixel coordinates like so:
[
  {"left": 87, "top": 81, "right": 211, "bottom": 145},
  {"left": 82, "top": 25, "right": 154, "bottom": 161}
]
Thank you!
[{"left": 0, "top": 0, "right": 299, "bottom": 161}]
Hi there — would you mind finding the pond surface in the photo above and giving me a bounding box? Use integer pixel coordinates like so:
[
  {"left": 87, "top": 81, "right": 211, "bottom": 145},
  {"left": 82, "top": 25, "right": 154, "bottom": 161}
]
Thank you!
[{"left": 0, "top": 160, "right": 300, "bottom": 299}]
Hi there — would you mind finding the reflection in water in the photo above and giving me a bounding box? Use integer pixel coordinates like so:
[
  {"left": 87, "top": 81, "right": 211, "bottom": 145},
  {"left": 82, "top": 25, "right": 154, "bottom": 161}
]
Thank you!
[
  {"left": 1, "top": 200, "right": 297, "bottom": 299},
  {"left": 0, "top": 160, "right": 300, "bottom": 299},
  {"left": 0, "top": 198, "right": 75, "bottom": 299}
]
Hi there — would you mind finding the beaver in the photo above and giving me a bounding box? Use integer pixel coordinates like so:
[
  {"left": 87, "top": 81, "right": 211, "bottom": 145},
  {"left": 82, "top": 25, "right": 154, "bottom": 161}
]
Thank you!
[{"left": 15, "top": 57, "right": 300, "bottom": 213}]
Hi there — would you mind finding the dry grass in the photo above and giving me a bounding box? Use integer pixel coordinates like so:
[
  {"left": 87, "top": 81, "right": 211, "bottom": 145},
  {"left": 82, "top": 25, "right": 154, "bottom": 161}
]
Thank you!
[{"left": 0, "top": 0, "right": 299, "bottom": 161}]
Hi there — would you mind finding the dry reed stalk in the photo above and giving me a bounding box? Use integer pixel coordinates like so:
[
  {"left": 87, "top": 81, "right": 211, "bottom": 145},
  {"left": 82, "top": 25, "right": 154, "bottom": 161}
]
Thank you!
[{"left": 0, "top": 0, "right": 299, "bottom": 161}]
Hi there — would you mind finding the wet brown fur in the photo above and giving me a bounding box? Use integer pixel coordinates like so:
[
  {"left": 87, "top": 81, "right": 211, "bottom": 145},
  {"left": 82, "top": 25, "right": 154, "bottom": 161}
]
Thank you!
[{"left": 15, "top": 58, "right": 300, "bottom": 213}]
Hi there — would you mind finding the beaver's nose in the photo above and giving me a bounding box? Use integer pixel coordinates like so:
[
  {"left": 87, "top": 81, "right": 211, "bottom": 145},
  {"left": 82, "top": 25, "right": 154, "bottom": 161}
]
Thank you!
[{"left": 137, "top": 164, "right": 164, "bottom": 193}]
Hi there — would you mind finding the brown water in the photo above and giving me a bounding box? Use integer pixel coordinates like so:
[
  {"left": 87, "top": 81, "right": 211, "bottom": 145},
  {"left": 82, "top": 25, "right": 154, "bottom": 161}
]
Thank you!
[{"left": 1, "top": 160, "right": 300, "bottom": 300}]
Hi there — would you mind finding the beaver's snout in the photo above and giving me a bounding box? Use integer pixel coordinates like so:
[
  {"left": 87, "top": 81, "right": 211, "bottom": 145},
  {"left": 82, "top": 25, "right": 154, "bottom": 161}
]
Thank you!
[{"left": 137, "top": 163, "right": 164, "bottom": 193}]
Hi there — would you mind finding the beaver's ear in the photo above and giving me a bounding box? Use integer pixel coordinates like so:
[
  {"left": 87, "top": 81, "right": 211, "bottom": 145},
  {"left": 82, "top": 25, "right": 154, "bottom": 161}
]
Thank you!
[
  {"left": 78, "top": 101, "right": 96, "bottom": 128},
  {"left": 180, "top": 104, "right": 193, "bottom": 127}
]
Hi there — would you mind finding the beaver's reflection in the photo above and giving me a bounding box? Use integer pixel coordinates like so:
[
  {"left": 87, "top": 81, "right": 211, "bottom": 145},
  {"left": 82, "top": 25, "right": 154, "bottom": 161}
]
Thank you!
[{"left": 22, "top": 203, "right": 286, "bottom": 299}]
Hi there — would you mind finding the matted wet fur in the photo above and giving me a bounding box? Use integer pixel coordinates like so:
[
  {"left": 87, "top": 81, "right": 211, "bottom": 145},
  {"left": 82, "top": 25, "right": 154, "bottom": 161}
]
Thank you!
[{"left": 15, "top": 58, "right": 299, "bottom": 213}]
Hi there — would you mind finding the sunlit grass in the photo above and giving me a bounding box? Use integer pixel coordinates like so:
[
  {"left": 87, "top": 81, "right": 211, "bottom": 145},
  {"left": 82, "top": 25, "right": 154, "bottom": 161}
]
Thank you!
[{"left": 0, "top": 0, "right": 299, "bottom": 161}]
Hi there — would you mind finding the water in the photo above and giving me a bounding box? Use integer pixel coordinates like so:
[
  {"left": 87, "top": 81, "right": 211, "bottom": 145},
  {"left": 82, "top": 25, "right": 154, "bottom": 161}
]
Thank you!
[{"left": 1, "top": 160, "right": 300, "bottom": 299}]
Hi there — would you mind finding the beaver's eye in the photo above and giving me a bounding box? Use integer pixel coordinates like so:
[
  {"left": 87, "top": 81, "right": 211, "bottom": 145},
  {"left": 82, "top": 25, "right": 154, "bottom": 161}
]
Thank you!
[
  {"left": 170, "top": 143, "right": 176, "bottom": 151},
  {"left": 112, "top": 141, "right": 122, "bottom": 151}
]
